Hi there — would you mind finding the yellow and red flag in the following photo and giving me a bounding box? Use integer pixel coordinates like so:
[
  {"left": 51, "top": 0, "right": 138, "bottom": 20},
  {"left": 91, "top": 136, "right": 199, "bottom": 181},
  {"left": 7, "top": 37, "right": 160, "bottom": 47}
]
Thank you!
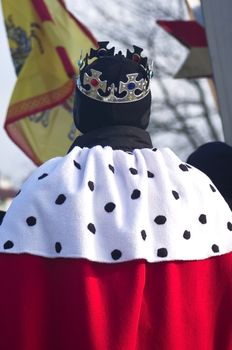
[{"left": 2, "top": 0, "right": 97, "bottom": 164}]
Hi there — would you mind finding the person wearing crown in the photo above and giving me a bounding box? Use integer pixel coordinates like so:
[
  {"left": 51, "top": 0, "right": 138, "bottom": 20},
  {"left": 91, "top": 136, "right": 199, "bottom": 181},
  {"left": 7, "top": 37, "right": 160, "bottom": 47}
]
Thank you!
[{"left": 0, "top": 42, "right": 232, "bottom": 350}]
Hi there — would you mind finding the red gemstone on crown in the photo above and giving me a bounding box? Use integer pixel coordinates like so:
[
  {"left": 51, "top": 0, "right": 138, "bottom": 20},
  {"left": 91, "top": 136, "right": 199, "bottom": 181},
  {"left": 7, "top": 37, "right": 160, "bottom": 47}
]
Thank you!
[
  {"left": 91, "top": 79, "right": 99, "bottom": 87},
  {"left": 132, "top": 53, "right": 140, "bottom": 63}
]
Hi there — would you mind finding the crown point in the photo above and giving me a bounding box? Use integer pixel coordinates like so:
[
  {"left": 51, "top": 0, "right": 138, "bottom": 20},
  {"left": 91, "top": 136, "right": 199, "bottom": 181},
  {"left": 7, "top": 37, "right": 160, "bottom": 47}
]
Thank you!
[{"left": 98, "top": 48, "right": 107, "bottom": 57}]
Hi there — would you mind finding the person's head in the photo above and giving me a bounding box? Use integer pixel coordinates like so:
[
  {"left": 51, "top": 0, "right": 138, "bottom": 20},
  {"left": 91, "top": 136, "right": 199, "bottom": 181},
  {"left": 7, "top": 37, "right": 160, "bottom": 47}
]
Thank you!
[
  {"left": 187, "top": 141, "right": 232, "bottom": 209},
  {"left": 73, "top": 41, "right": 152, "bottom": 133}
]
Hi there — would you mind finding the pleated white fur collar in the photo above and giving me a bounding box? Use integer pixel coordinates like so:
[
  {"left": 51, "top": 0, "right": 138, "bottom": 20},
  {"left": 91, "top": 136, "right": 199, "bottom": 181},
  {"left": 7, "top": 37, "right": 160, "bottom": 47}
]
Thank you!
[{"left": 1, "top": 146, "right": 232, "bottom": 263}]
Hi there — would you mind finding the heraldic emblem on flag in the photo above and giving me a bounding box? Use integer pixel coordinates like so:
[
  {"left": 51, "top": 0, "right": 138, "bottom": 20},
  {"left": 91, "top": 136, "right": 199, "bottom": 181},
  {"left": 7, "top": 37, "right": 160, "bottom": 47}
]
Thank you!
[{"left": 2, "top": 0, "right": 97, "bottom": 164}]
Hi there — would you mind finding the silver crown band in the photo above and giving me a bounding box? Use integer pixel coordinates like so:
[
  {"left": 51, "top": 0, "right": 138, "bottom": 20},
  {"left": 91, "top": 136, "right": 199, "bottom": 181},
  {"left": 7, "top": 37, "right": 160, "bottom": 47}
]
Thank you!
[{"left": 77, "top": 69, "right": 150, "bottom": 103}]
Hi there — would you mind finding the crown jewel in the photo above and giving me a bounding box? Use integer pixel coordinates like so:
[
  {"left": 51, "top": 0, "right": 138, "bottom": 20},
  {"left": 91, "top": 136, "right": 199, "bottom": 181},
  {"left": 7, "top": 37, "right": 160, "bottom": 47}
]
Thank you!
[{"left": 76, "top": 42, "right": 153, "bottom": 104}]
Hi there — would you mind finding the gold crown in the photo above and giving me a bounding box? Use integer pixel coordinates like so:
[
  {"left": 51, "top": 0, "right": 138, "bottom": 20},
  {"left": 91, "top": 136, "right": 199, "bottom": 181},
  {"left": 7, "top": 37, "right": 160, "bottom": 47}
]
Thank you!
[{"left": 76, "top": 42, "right": 153, "bottom": 103}]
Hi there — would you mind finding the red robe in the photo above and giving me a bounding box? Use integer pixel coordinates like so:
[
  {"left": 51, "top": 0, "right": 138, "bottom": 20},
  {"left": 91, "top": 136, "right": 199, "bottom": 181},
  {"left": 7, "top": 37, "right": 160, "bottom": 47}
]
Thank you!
[{"left": 0, "top": 253, "right": 232, "bottom": 350}]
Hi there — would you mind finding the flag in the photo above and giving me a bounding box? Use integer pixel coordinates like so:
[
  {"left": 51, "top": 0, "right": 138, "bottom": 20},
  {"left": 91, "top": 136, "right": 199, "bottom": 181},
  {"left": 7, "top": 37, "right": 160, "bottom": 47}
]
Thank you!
[
  {"left": 2, "top": 0, "right": 97, "bottom": 164},
  {"left": 157, "top": 20, "right": 211, "bottom": 79}
]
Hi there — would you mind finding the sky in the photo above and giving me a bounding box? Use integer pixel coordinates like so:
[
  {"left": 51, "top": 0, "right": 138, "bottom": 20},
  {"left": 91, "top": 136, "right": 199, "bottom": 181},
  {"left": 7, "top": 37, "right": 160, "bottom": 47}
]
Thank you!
[{"left": 0, "top": 3, "right": 36, "bottom": 187}]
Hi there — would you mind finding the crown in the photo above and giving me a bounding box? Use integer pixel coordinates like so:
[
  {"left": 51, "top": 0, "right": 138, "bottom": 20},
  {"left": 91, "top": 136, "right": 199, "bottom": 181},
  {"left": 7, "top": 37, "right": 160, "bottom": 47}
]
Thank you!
[{"left": 76, "top": 41, "right": 153, "bottom": 104}]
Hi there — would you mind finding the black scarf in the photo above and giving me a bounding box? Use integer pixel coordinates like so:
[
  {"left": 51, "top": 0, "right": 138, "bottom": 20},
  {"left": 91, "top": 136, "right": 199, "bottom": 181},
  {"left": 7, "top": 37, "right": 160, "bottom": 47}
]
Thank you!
[{"left": 68, "top": 125, "right": 153, "bottom": 152}]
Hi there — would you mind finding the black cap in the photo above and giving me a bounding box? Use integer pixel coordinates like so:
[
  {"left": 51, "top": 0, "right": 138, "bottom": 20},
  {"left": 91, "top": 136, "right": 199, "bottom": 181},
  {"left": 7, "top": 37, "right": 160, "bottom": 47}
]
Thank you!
[{"left": 73, "top": 43, "right": 152, "bottom": 133}]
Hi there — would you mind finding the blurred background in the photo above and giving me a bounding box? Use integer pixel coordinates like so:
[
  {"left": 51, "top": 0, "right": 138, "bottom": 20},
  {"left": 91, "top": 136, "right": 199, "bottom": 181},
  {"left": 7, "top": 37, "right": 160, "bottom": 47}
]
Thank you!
[{"left": 0, "top": 0, "right": 223, "bottom": 209}]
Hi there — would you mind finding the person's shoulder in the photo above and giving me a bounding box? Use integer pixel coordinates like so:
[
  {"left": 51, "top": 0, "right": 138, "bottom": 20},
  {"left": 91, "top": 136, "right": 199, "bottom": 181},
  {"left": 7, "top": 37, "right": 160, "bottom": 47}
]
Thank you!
[{"left": 0, "top": 211, "right": 6, "bottom": 225}]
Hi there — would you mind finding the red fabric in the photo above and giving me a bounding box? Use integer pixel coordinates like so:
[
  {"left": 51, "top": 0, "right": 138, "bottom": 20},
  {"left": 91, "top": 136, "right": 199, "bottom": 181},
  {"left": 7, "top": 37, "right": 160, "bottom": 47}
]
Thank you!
[
  {"left": 32, "top": 0, "right": 53, "bottom": 22},
  {"left": 0, "top": 253, "right": 232, "bottom": 350},
  {"left": 56, "top": 47, "right": 76, "bottom": 77},
  {"left": 157, "top": 20, "right": 208, "bottom": 48}
]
